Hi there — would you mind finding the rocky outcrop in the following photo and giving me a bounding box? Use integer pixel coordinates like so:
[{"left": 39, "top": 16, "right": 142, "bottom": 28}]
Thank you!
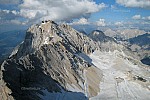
[{"left": 0, "top": 68, "right": 14, "bottom": 100}]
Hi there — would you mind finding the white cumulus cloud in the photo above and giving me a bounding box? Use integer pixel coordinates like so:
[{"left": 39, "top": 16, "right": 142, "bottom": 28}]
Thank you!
[
  {"left": 147, "top": 16, "right": 150, "bottom": 20},
  {"left": 142, "top": 16, "right": 150, "bottom": 20},
  {"left": 10, "top": 19, "right": 22, "bottom": 25},
  {"left": 132, "top": 15, "right": 141, "bottom": 20},
  {"left": 19, "top": 0, "right": 107, "bottom": 22},
  {"left": 116, "top": 0, "right": 150, "bottom": 9},
  {"left": 132, "top": 15, "right": 150, "bottom": 21},
  {"left": 71, "top": 18, "right": 89, "bottom": 25},
  {"left": 114, "top": 21, "right": 123, "bottom": 26},
  {"left": 0, "top": 9, "right": 20, "bottom": 20},
  {"left": 96, "top": 18, "right": 106, "bottom": 26}
]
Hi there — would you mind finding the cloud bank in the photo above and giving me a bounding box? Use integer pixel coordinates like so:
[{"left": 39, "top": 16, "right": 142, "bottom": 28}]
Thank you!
[
  {"left": 71, "top": 18, "right": 89, "bottom": 25},
  {"left": 132, "top": 15, "right": 141, "bottom": 20},
  {"left": 132, "top": 15, "right": 150, "bottom": 21},
  {"left": 114, "top": 21, "right": 123, "bottom": 26},
  {"left": 116, "top": 0, "right": 150, "bottom": 9},
  {"left": 96, "top": 19, "right": 106, "bottom": 26},
  {"left": 0, "top": 0, "right": 21, "bottom": 4},
  {"left": 0, "top": 0, "right": 107, "bottom": 25},
  {"left": 19, "top": 0, "right": 106, "bottom": 22}
]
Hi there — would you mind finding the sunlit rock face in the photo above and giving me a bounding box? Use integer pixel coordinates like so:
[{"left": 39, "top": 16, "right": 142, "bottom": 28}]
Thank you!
[{"left": 1, "top": 20, "right": 150, "bottom": 100}]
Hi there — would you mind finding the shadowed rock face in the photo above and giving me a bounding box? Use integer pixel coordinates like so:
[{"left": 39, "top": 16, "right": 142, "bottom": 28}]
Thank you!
[
  {"left": 129, "top": 33, "right": 150, "bottom": 47},
  {"left": 141, "top": 57, "right": 150, "bottom": 66},
  {"left": 0, "top": 67, "right": 14, "bottom": 100},
  {"left": 2, "top": 54, "right": 62, "bottom": 100},
  {"left": 127, "top": 33, "right": 150, "bottom": 65},
  {"left": 0, "top": 20, "right": 101, "bottom": 100},
  {"left": 88, "top": 30, "right": 115, "bottom": 42}
]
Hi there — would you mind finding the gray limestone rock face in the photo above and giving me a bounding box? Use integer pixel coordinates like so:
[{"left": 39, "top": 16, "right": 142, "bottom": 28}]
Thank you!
[
  {"left": 1, "top": 20, "right": 101, "bottom": 100},
  {"left": 0, "top": 68, "right": 14, "bottom": 100}
]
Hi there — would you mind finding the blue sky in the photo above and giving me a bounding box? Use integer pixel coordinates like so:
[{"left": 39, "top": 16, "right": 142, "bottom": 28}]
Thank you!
[
  {"left": 0, "top": 0, "right": 150, "bottom": 32},
  {"left": 89, "top": 0, "right": 150, "bottom": 24}
]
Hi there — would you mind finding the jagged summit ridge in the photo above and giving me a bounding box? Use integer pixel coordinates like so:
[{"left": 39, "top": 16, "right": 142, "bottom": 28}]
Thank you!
[
  {"left": 14, "top": 20, "right": 98, "bottom": 58},
  {"left": 15, "top": 20, "right": 61, "bottom": 57}
]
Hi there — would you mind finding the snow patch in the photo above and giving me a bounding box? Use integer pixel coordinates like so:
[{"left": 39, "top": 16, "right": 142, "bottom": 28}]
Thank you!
[
  {"left": 38, "top": 89, "right": 87, "bottom": 100},
  {"left": 89, "top": 50, "right": 150, "bottom": 100},
  {"left": 43, "top": 37, "right": 49, "bottom": 44},
  {"left": 83, "top": 69, "right": 89, "bottom": 97},
  {"left": 66, "top": 83, "right": 83, "bottom": 93}
]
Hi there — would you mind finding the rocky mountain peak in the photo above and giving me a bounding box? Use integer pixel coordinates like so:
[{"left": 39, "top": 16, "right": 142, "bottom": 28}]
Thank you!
[
  {"left": 14, "top": 20, "right": 98, "bottom": 58},
  {"left": 88, "top": 30, "right": 115, "bottom": 42},
  {"left": 26, "top": 20, "right": 61, "bottom": 48},
  {"left": 1, "top": 20, "right": 101, "bottom": 99},
  {"left": 12, "top": 20, "right": 61, "bottom": 58}
]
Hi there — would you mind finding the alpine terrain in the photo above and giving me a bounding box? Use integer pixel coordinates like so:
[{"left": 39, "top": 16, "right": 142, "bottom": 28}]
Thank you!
[{"left": 0, "top": 20, "right": 150, "bottom": 100}]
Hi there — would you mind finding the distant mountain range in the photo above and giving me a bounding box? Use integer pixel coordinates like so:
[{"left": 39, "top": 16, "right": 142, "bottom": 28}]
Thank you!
[
  {"left": 128, "top": 33, "right": 150, "bottom": 65},
  {"left": 129, "top": 33, "right": 150, "bottom": 49}
]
